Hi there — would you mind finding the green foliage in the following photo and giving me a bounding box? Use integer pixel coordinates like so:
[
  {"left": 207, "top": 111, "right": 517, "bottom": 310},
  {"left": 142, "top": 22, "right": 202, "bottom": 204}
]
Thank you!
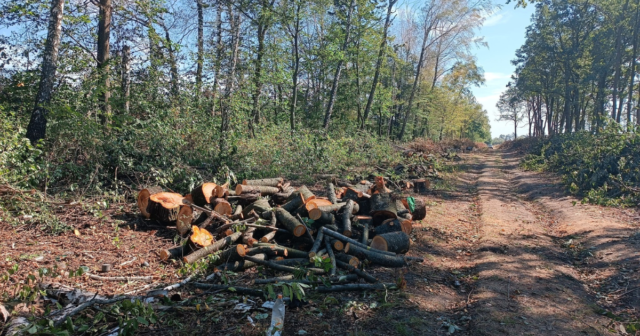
[
  {"left": 520, "top": 123, "right": 640, "bottom": 206},
  {"left": 265, "top": 281, "right": 310, "bottom": 301}
]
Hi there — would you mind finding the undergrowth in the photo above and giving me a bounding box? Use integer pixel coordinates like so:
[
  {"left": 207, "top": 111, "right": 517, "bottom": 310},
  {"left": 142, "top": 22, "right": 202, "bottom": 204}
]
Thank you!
[{"left": 514, "top": 123, "right": 640, "bottom": 207}]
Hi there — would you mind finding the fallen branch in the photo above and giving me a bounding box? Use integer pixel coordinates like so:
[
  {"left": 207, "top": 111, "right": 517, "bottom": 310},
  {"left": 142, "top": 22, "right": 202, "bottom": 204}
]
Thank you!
[
  {"left": 244, "top": 256, "right": 326, "bottom": 275},
  {"left": 163, "top": 276, "right": 193, "bottom": 291},
  {"left": 192, "top": 283, "right": 263, "bottom": 297},
  {"left": 324, "top": 235, "right": 337, "bottom": 276},
  {"left": 316, "top": 283, "right": 397, "bottom": 292},
  {"left": 183, "top": 231, "right": 242, "bottom": 264},
  {"left": 321, "top": 227, "right": 396, "bottom": 256},
  {"left": 254, "top": 274, "right": 358, "bottom": 285},
  {"left": 335, "top": 260, "right": 378, "bottom": 283},
  {"left": 87, "top": 274, "right": 153, "bottom": 282}
]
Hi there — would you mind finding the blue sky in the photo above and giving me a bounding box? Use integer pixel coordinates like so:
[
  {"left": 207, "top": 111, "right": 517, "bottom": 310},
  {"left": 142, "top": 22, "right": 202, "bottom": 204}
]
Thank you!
[{"left": 471, "top": 3, "right": 536, "bottom": 138}]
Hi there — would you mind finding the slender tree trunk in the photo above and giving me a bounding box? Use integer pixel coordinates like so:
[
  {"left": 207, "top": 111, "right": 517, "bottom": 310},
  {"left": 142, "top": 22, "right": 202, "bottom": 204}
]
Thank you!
[
  {"left": 250, "top": 24, "right": 266, "bottom": 132},
  {"left": 323, "top": 0, "right": 355, "bottom": 130},
  {"left": 211, "top": 5, "right": 223, "bottom": 116},
  {"left": 361, "top": 0, "right": 397, "bottom": 129},
  {"left": 97, "top": 0, "right": 112, "bottom": 124},
  {"left": 163, "top": 25, "right": 180, "bottom": 100},
  {"left": 26, "top": 0, "right": 65, "bottom": 143},
  {"left": 121, "top": 45, "right": 131, "bottom": 114},
  {"left": 289, "top": 2, "right": 301, "bottom": 130},
  {"left": 628, "top": 2, "right": 640, "bottom": 127},
  {"left": 399, "top": 28, "right": 430, "bottom": 140},
  {"left": 220, "top": 10, "right": 241, "bottom": 152},
  {"left": 613, "top": 0, "right": 631, "bottom": 120},
  {"left": 196, "top": 0, "right": 204, "bottom": 98}
]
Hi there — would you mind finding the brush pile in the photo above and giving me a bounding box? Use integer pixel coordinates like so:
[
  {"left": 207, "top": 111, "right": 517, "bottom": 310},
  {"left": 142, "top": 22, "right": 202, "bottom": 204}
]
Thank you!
[{"left": 137, "top": 176, "right": 427, "bottom": 287}]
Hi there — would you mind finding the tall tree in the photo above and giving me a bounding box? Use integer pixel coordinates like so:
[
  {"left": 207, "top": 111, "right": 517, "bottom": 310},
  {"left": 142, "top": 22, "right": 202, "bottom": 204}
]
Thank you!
[
  {"left": 97, "top": 0, "right": 113, "bottom": 124},
  {"left": 25, "top": 0, "right": 66, "bottom": 143},
  {"left": 196, "top": 0, "right": 204, "bottom": 97}
]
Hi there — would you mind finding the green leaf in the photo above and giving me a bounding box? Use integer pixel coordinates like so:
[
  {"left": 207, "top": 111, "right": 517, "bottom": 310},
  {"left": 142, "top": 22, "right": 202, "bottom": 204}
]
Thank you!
[
  {"left": 137, "top": 316, "right": 149, "bottom": 326},
  {"left": 228, "top": 287, "right": 236, "bottom": 292},
  {"left": 27, "top": 325, "right": 38, "bottom": 334}
]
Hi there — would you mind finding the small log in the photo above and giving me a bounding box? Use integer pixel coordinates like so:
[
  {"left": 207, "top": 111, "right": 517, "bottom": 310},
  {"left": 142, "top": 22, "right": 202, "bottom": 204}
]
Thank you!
[
  {"left": 191, "top": 183, "right": 217, "bottom": 206},
  {"left": 182, "top": 199, "right": 230, "bottom": 224},
  {"left": 344, "top": 243, "right": 407, "bottom": 268},
  {"left": 308, "top": 202, "right": 359, "bottom": 220},
  {"left": 101, "top": 264, "right": 112, "bottom": 273},
  {"left": 371, "top": 232, "right": 411, "bottom": 254},
  {"left": 246, "top": 244, "right": 308, "bottom": 259},
  {"left": 216, "top": 253, "right": 266, "bottom": 272},
  {"left": 137, "top": 186, "right": 163, "bottom": 218},
  {"left": 273, "top": 186, "right": 295, "bottom": 204},
  {"left": 192, "top": 283, "right": 263, "bottom": 297},
  {"left": 214, "top": 244, "right": 247, "bottom": 265},
  {"left": 235, "top": 185, "right": 280, "bottom": 196},
  {"left": 259, "top": 230, "right": 277, "bottom": 243},
  {"left": 255, "top": 274, "right": 358, "bottom": 285},
  {"left": 147, "top": 192, "right": 184, "bottom": 222},
  {"left": 189, "top": 226, "right": 214, "bottom": 249},
  {"left": 230, "top": 204, "right": 243, "bottom": 221},
  {"left": 183, "top": 231, "right": 242, "bottom": 264},
  {"left": 321, "top": 227, "right": 396, "bottom": 256},
  {"left": 228, "top": 192, "right": 260, "bottom": 206},
  {"left": 212, "top": 216, "right": 260, "bottom": 235},
  {"left": 308, "top": 230, "right": 324, "bottom": 258},
  {"left": 324, "top": 235, "right": 337, "bottom": 276},
  {"left": 212, "top": 198, "right": 233, "bottom": 216},
  {"left": 335, "top": 260, "right": 377, "bottom": 283},
  {"left": 327, "top": 183, "right": 338, "bottom": 204},
  {"left": 242, "top": 227, "right": 258, "bottom": 246},
  {"left": 340, "top": 200, "right": 355, "bottom": 237},
  {"left": 411, "top": 198, "right": 427, "bottom": 221},
  {"left": 242, "top": 198, "right": 271, "bottom": 217},
  {"left": 312, "top": 210, "right": 335, "bottom": 225},
  {"left": 331, "top": 238, "right": 344, "bottom": 251},
  {"left": 244, "top": 256, "right": 326, "bottom": 275},
  {"left": 275, "top": 208, "right": 306, "bottom": 237},
  {"left": 374, "top": 218, "right": 413, "bottom": 235},
  {"left": 215, "top": 182, "right": 229, "bottom": 198},
  {"left": 413, "top": 179, "right": 430, "bottom": 193},
  {"left": 176, "top": 205, "right": 193, "bottom": 235},
  {"left": 159, "top": 245, "right": 186, "bottom": 261},
  {"left": 369, "top": 193, "right": 397, "bottom": 226},
  {"left": 316, "top": 283, "right": 397, "bottom": 292},
  {"left": 335, "top": 253, "right": 359, "bottom": 267},
  {"left": 304, "top": 198, "right": 333, "bottom": 212},
  {"left": 271, "top": 258, "right": 311, "bottom": 267},
  {"left": 298, "top": 185, "right": 315, "bottom": 202},
  {"left": 242, "top": 177, "right": 283, "bottom": 187},
  {"left": 87, "top": 274, "right": 153, "bottom": 282},
  {"left": 361, "top": 219, "right": 370, "bottom": 245}
]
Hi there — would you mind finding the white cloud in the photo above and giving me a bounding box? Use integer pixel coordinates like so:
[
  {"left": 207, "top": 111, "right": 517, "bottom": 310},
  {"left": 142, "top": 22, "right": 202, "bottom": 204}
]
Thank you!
[{"left": 484, "top": 12, "right": 505, "bottom": 27}]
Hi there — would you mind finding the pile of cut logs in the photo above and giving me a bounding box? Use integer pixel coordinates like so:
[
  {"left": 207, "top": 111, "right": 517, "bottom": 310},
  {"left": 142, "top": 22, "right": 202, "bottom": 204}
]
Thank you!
[{"left": 137, "top": 176, "right": 426, "bottom": 283}]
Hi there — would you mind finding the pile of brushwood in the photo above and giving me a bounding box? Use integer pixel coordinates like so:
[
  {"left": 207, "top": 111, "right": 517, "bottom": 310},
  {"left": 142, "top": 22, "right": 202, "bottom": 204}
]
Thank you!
[{"left": 137, "top": 176, "right": 427, "bottom": 290}]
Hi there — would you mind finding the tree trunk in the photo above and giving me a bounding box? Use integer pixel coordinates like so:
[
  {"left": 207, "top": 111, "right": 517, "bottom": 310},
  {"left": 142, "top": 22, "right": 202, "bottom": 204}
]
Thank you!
[
  {"left": 399, "top": 25, "right": 431, "bottom": 140},
  {"left": 370, "top": 231, "right": 411, "bottom": 254},
  {"left": 196, "top": 0, "right": 204, "bottom": 98},
  {"left": 628, "top": 2, "right": 640, "bottom": 126},
  {"left": 163, "top": 25, "right": 180, "bottom": 101},
  {"left": 322, "top": 0, "right": 355, "bottom": 130},
  {"left": 97, "top": 0, "right": 112, "bottom": 124},
  {"left": 220, "top": 10, "right": 241, "bottom": 152},
  {"left": 289, "top": 1, "right": 301, "bottom": 130},
  {"left": 26, "top": 0, "right": 65, "bottom": 144},
  {"left": 121, "top": 45, "right": 131, "bottom": 114},
  {"left": 211, "top": 4, "right": 223, "bottom": 116},
  {"left": 613, "top": 0, "right": 631, "bottom": 120}
]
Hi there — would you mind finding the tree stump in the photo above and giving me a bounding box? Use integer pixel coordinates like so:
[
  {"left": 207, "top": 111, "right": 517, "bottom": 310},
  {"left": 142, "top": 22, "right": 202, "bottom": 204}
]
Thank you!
[
  {"left": 413, "top": 179, "right": 429, "bottom": 194},
  {"left": 369, "top": 193, "right": 397, "bottom": 226},
  {"left": 147, "top": 192, "right": 184, "bottom": 222},
  {"left": 137, "top": 186, "right": 163, "bottom": 218},
  {"left": 370, "top": 232, "right": 411, "bottom": 254}
]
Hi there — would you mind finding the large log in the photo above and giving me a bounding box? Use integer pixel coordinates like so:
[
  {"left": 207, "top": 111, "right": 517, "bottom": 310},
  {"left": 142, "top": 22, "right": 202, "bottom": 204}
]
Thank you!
[
  {"left": 176, "top": 205, "right": 193, "bottom": 235},
  {"left": 183, "top": 231, "right": 242, "bottom": 264},
  {"left": 159, "top": 245, "right": 186, "bottom": 261},
  {"left": 320, "top": 227, "right": 396, "bottom": 256},
  {"left": 147, "top": 192, "right": 184, "bottom": 222},
  {"left": 340, "top": 200, "right": 355, "bottom": 237},
  {"left": 137, "top": 186, "right": 163, "bottom": 218},
  {"left": 308, "top": 202, "right": 359, "bottom": 220},
  {"left": 235, "top": 185, "right": 280, "bottom": 195},
  {"left": 370, "top": 232, "right": 411, "bottom": 254},
  {"left": 275, "top": 208, "right": 306, "bottom": 237},
  {"left": 344, "top": 243, "right": 407, "bottom": 267},
  {"left": 191, "top": 183, "right": 217, "bottom": 206},
  {"left": 213, "top": 244, "right": 247, "bottom": 265},
  {"left": 212, "top": 198, "right": 233, "bottom": 216},
  {"left": 374, "top": 218, "right": 413, "bottom": 235},
  {"left": 369, "top": 193, "right": 397, "bottom": 226},
  {"left": 242, "top": 178, "right": 283, "bottom": 187},
  {"left": 216, "top": 253, "right": 266, "bottom": 272}
]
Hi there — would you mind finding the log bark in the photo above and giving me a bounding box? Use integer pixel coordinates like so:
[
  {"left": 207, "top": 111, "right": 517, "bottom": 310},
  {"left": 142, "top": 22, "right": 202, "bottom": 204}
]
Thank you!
[
  {"left": 340, "top": 200, "right": 355, "bottom": 237},
  {"left": 371, "top": 232, "right": 411, "bottom": 254},
  {"left": 271, "top": 258, "right": 311, "bottom": 267},
  {"left": 228, "top": 192, "right": 260, "bottom": 206},
  {"left": 273, "top": 186, "right": 295, "bottom": 204},
  {"left": 321, "top": 227, "right": 396, "bottom": 256},
  {"left": 242, "top": 198, "right": 271, "bottom": 217},
  {"left": 183, "top": 231, "right": 242, "bottom": 264},
  {"left": 159, "top": 245, "right": 186, "bottom": 261},
  {"left": 212, "top": 198, "right": 232, "bottom": 216},
  {"left": 311, "top": 210, "right": 335, "bottom": 225},
  {"left": 324, "top": 235, "right": 337, "bottom": 276},
  {"left": 242, "top": 227, "right": 258, "bottom": 246},
  {"left": 215, "top": 182, "right": 229, "bottom": 198},
  {"left": 246, "top": 244, "right": 308, "bottom": 259},
  {"left": 242, "top": 178, "right": 283, "bottom": 187},
  {"left": 216, "top": 253, "right": 265, "bottom": 272},
  {"left": 298, "top": 185, "right": 315, "bottom": 202},
  {"left": 411, "top": 198, "right": 427, "bottom": 221},
  {"left": 244, "top": 256, "right": 326, "bottom": 275},
  {"left": 316, "top": 283, "right": 397, "bottom": 292},
  {"left": 369, "top": 193, "right": 397, "bottom": 226},
  {"left": 188, "top": 226, "right": 214, "bottom": 252},
  {"left": 344, "top": 243, "right": 407, "bottom": 267},
  {"left": 281, "top": 193, "right": 304, "bottom": 213},
  {"left": 137, "top": 186, "right": 163, "bottom": 219},
  {"left": 192, "top": 283, "right": 263, "bottom": 297},
  {"left": 191, "top": 183, "right": 217, "bottom": 206},
  {"left": 308, "top": 202, "right": 359, "bottom": 220},
  {"left": 374, "top": 218, "right": 412, "bottom": 235},
  {"left": 235, "top": 185, "right": 279, "bottom": 196},
  {"left": 254, "top": 274, "right": 358, "bottom": 285},
  {"left": 259, "top": 230, "right": 277, "bottom": 243},
  {"left": 335, "top": 260, "right": 377, "bottom": 283},
  {"left": 275, "top": 207, "right": 306, "bottom": 237},
  {"left": 335, "top": 253, "right": 359, "bottom": 267},
  {"left": 213, "top": 244, "right": 247, "bottom": 265},
  {"left": 413, "top": 179, "right": 429, "bottom": 193},
  {"left": 296, "top": 213, "right": 315, "bottom": 243},
  {"left": 176, "top": 205, "right": 193, "bottom": 235},
  {"left": 327, "top": 183, "right": 338, "bottom": 204},
  {"left": 147, "top": 192, "right": 184, "bottom": 222},
  {"left": 361, "top": 219, "right": 370, "bottom": 245},
  {"left": 308, "top": 229, "right": 324, "bottom": 257}
]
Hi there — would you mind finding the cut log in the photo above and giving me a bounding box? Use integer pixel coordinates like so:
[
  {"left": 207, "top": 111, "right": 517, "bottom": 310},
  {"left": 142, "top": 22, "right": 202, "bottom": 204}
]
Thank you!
[
  {"left": 361, "top": 219, "right": 370, "bottom": 245},
  {"left": 183, "top": 231, "right": 242, "bottom": 264},
  {"left": 308, "top": 230, "right": 324, "bottom": 258},
  {"left": 159, "top": 245, "right": 185, "bottom": 261},
  {"left": 411, "top": 198, "right": 427, "bottom": 221},
  {"left": 335, "top": 260, "right": 377, "bottom": 283},
  {"left": 273, "top": 186, "right": 295, "bottom": 203},
  {"left": 340, "top": 200, "right": 355, "bottom": 237},
  {"left": 242, "top": 198, "right": 271, "bottom": 217},
  {"left": 246, "top": 244, "right": 309, "bottom": 259},
  {"left": 323, "top": 235, "right": 337, "bottom": 276},
  {"left": 215, "top": 182, "right": 229, "bottom": 198},
  {"left": 176, "top": 205, "right": 193, "bottom": 235},
  {"left": 235, "top": 185, "right": 280, "bottom": 195},
  {"left": 298, "top": 185, "right": 315, "bottom": 202},
  {"left": 259, "top": 230, "right": 276, "bottom": 243},
  {"left": 212, "top": 198, "right": 232, "bottom": 216},
  {"left": 372, "top": 176, "right": 391, "bottom": 194},
  {"left": 335, "top": 253, "right": 359, "bottom": 267},
  {"left": 230, "top": 204, "right": 243, "bottom": 221},
  {"left": 370, "top": 232, "right": 411, "bottom": 254},
  {"left": 191, "top": 183, "right": 217, "bottom": 206},
  {"left": 311, "top": 210, "right": 335, "bottom": 225},
  {"left": 137, "top": 186, "right": 163, "bottom": 218},
  {"left": 242, "top": 227, "right": 258, "bottom": 246},
  {"left": 369, "top": 193, "right": 397, "bottom": 226},
  {"left": 413, "top": 179, "right": 430, "bottom": 193},
  {"left": 331, "top": 238, "right": 344, "bottom": 251},
  {"left": 304, "top": 198, "right": 333, "bottom": 212},
  {"left": 343, "top": 187, "right": 363, "bottom": 202},
  {"left": 275, "top": 208, "right": 306, "bottom": 237},
  {"left": 344, "top": 243, "right": 407, "bottom": 268},
  {"left": 189, "top": 226, "right": 214, "bottom": 249},
  {"left": 281, "top": 193, "right": 304, "bottom": 213},
  {"left": 242, "top": 177, "right": 283, "bottom": 187},
  {"left": 147, "top": 192, "right": 184, "bottom": 222},
  {"left": 308, "top": 202, "right": 359, "bottom": 220},
  {"left": 214, "top": 244, "right": 247, "bottom": 265},
  {"left": 228, "top": 192, "right": 260, "bottom": 206},
  {"left": 374, "top": 218, "right": 413, "bottom": 235},
  {"left": 320, "top": 227, "right": 396, "bottom": 256},
  {"left": 271, "top": 258, "right": 310, "bottom": 267},
  {"left": 327, "top": 183, "right": 338, "bottom": 204},
  {"left": 244, "top": 256, "right": 326, "bottom": 275},
  {"left": 216, "top": 253, "right": 265, "bottom": 272}
]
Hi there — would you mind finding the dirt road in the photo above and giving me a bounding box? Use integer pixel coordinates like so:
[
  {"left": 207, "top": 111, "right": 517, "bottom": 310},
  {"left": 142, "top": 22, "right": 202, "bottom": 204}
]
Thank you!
[{"left": 414, "top": 149, "right": 640, "bottom": 335}]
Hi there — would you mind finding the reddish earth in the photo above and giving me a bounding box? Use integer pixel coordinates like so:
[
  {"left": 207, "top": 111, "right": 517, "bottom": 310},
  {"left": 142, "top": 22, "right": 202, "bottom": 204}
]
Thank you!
[{"left": 1, "top": 149, "right": 639, "bottom": 335}]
